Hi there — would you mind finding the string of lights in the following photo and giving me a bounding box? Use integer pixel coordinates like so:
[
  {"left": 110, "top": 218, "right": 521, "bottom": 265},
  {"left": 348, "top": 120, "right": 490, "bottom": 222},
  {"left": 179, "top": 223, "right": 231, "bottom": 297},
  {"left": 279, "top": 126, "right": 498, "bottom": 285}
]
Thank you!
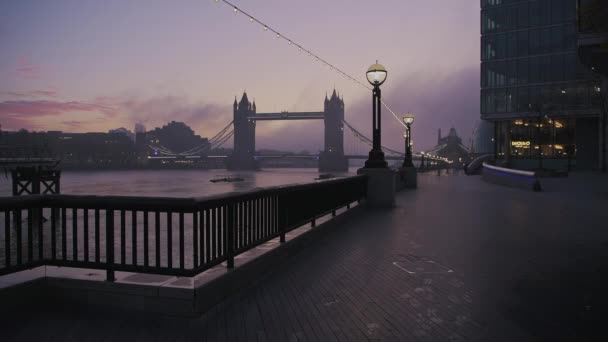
[{"left": 214, "top": 0, "right": 407, "bottom": 129}]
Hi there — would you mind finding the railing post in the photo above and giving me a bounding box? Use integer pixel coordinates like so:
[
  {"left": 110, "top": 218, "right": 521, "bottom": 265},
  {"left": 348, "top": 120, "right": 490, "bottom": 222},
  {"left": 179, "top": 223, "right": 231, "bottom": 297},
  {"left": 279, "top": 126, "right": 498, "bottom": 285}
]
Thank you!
[
  {"left": 105, "top": 209, "right": 115, "bottom": 282},
  {"left": 279, "top": 193, "right": 286, "bottom": 243},
  {"left": 4, "top": 211, "right": 11, "bottom": 268},
  {"left": 226, "top": 203, "right": 234, "bottom": 269},
  {"left": 11, "top": 170, "right": 18, "bottom": 196}
]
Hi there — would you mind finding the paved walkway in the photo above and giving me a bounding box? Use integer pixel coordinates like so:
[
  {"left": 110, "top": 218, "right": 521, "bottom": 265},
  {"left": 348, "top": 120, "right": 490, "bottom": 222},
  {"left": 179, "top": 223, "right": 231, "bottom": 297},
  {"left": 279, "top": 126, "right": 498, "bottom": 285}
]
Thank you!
[{"left": 2, "top": 171, "right": 608, "bottom": 341}]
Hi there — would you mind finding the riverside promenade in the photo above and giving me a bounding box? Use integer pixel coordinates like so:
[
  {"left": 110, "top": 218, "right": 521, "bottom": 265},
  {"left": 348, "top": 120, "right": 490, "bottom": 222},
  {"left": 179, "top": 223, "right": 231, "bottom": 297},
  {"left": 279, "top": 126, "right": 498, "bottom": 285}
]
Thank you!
[{"left": 2, "top": 171, "right": 608, "bottom": 341}]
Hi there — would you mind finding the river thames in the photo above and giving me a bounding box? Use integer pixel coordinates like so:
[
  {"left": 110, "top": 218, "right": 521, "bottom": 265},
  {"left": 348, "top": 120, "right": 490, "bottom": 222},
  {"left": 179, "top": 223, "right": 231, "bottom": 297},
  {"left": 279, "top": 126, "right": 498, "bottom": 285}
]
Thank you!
[{"left": 0, "top": 168, "right": 361, "bottom": 197}]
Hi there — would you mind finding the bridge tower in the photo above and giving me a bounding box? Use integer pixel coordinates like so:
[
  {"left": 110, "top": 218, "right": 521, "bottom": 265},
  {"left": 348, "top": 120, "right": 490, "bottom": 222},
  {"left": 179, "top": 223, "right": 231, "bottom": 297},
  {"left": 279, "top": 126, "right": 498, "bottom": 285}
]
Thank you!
[
  {"left": 319, "top": 90, "right": 348, "bottom": 172},
  {"left": 228, "top": 92, "right": 258, "bottom": 170}
]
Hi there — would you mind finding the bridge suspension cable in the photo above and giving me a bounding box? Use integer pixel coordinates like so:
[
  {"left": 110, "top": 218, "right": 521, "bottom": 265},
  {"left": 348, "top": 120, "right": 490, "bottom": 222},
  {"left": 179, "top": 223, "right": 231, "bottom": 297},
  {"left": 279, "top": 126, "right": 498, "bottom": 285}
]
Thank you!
[
  {"left": 178, "top": 120, "right": 234, "bottom": 155},
  {"left": 342, "top": 120, "right": 404, "bottom": 156},
  {"left": 148, "top": 120, "right": 234, "bottom": 156},
  {"left": 213, "top": 0, "right": 407, "bottom": 130},
  {"left": 213, "top": 129, "right": 234, "bottom": 149}
]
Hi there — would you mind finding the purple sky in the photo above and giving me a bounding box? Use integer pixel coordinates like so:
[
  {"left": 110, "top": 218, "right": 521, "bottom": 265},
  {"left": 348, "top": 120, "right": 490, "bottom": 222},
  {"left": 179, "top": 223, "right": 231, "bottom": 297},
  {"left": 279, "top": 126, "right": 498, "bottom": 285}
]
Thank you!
[{"left": 0, "top": 0, "right": 480, "bottom": 152}]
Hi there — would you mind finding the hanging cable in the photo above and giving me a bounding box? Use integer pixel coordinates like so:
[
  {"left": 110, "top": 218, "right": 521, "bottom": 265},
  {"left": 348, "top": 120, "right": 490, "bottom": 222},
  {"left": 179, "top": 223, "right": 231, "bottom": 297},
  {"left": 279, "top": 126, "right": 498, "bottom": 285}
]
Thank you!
[
  {"left": 213, "top": 0, "right": 407, "bottom": 130},
  {"left": 342, "top": 120, "right": 404, "bottom": 156},
  {"left": 179, "top": 121, "right": 234, "bottom": 155}
]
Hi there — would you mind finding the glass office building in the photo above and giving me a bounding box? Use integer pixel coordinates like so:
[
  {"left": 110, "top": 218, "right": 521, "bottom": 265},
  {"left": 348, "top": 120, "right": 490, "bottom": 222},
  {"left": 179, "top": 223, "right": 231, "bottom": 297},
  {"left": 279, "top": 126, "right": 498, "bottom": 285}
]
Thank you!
[
  {"left": 577, "top": 0, "right": 608, "bottom": 75},
  {"left": 480, "top": 0, "right": 603, "bottom": 170}
]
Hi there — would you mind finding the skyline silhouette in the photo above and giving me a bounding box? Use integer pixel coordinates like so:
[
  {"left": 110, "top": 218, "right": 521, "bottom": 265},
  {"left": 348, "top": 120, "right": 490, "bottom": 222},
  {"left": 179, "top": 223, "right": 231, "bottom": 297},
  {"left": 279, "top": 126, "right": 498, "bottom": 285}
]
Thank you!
[{"left": 0, "top": 0, "right": 480, "bottom": 152}]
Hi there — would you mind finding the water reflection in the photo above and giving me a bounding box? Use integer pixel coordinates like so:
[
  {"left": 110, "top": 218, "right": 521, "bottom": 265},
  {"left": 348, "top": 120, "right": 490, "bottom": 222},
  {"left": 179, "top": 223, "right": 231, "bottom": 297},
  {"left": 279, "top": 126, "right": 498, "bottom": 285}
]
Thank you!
[{"left": 0, "top": 168, "right": 357, "bottom": 197}]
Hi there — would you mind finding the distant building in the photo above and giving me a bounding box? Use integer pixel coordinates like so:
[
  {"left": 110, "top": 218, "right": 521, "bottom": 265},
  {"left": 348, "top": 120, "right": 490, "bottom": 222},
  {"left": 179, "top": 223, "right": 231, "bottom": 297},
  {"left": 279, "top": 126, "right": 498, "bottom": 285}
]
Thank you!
[
  {"left": 472, "top": 120, "right": 495, "bottom": 155},
  {"left": 0, "top": 130, "right": 137, "bottom": 168},
  {"left": 145, "top": 121, "right": 209, "bottom": 155},
  {"left": 480, "top": 0, "right": 603, "bottom": 170},
  {"left": 229, "top": 93, "right": 257, "bottom": 169},
  {"left": 319, "top": 89, "right": 348, "bottom": 172},
  {"left": 134, "top": 123, "right": 146, "bottom": 134},
  {"left": 109, "top": 127, "right": 135, "bottom": 142},
  {"left": 427, "top": 127, "right": 470, "bottom": 167},
  {"left": 0, "top": 129, "right": 50, "bottom": 158}
]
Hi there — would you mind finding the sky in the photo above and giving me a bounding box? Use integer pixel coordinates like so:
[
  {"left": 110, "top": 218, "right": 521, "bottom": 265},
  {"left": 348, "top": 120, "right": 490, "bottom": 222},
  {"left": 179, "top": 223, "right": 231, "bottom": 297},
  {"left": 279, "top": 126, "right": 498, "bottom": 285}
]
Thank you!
[{"left": 0, "top": 0, "right": 481, "bottom": 153}]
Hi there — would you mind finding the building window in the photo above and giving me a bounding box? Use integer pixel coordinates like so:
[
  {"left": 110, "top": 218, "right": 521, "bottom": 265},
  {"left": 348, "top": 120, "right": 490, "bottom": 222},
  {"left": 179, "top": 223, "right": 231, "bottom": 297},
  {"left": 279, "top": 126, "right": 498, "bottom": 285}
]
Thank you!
[
  {"left": 563, "top": 23, "right": 577, "bottom": 51},
  {"left": 509, "top": 118, "right": 576, "bottom": 159},
  {"left": 551, "top": 54, "right": 564, "bottom": 82},
  {"left": 482, "top": 36, "right": 497, "bottom": 60},
  {"left": 517, "top": 87, "right": 530, "bottom": 111},
  {"left": 550, "top": 25, "right": 563, "bottom": 52},
  {"left": 529, "top": 29, "right": 540, "bottom": 55},
  {"left": 506, "top": 88, "right": 516, "bottom": 112},
  {"left": 496, "top": 33, "right": 506, "bottom": 59},
  {"left": 508, "top": 60, "right": 517, "bottom": 85},
  {"left": 518, "top": 58, "right": 530, "bottom": 84},
  {"left": 496, "top": 89, "right": 507, "bottom": 112},
  {"left": 517, "top": 30, "right": 529, "bottom": 56},
  {"left": 528, "top": 57, "right": 539, "bottom": 83},
  {"left": 517, "top": 3, "right": 529, "bottom": 28},
  {"left": 564, "top": 53, "right": 577, "bottom": 80},
  {"left": 506, "top": 32, "right": 517, "bottom": 58}
]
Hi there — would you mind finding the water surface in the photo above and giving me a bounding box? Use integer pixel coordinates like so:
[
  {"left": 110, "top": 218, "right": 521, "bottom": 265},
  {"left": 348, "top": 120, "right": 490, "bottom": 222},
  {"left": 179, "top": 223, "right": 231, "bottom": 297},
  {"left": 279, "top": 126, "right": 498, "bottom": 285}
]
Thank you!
[{"left": 0, "top": 168, "right": 357, "bottom": 197}]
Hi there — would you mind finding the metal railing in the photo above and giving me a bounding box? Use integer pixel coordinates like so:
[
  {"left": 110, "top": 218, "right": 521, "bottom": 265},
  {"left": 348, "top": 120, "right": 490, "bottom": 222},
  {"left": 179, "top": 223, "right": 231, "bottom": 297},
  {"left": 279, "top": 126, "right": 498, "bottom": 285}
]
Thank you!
[{"left": 0, "top": 175, "right": 367, "bottom": 281}]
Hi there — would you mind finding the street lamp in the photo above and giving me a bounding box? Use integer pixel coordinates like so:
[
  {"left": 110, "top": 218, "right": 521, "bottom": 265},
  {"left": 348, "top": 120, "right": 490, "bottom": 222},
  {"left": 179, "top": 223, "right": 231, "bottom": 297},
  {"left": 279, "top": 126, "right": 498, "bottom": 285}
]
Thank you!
[
  {"left": 596, "top": 85, "right": 607, "bottom": 173},
  {"left": 402, "top": 114, "right": 414, "bottom": 167},
  {"left": 364, "top": 62, "right": 388, "bottom": 168},
  {"left": 402, "top": 130, "right": 409, "bottom": 164}
]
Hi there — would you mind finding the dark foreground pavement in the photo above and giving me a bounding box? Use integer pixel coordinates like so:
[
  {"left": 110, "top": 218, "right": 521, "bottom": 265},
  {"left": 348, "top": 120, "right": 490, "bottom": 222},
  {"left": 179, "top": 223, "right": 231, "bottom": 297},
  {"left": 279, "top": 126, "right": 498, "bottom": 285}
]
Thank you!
[{"left": 2, "top": 171, "right": 608, "bottom": 341}]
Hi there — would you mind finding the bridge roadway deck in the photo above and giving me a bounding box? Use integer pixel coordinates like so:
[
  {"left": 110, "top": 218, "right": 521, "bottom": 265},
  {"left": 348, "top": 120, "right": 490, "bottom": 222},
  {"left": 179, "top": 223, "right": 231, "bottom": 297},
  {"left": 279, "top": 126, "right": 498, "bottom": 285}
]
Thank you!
[{"left": 2, "top": 171, "right": 608, "bottom": 341}]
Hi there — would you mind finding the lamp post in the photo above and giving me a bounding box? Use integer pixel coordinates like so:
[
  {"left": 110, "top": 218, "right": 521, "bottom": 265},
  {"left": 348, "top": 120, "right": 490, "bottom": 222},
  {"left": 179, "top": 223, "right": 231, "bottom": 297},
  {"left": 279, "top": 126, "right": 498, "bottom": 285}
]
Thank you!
[
  {"left": 402, "top": 130, "right": 409, "bottom": 165},
  {"left": 596, "top": 84, "right": 607, "bottom": 173},
  {"left": 364, "top": 62, "right": 388, "bottom": 168},
  {"left": 402, "top": 114, "right": 414, "bottom": 167}
]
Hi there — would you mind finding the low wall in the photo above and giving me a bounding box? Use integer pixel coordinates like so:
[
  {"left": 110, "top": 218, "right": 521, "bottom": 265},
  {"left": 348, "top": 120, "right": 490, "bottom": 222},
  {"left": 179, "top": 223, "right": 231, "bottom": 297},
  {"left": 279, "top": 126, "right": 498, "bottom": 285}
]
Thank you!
[
  {"left": 465, "top": 154, "right": 493, "bottom": 175},
  {"left": 0, "top": 204, "right": 365, "bottom": 317},
  {"left": 510, "top": 159, "right": 574, "bottom": 171},
  {"left": 482, "top": 162, "right": 541, "bottom": 191}
]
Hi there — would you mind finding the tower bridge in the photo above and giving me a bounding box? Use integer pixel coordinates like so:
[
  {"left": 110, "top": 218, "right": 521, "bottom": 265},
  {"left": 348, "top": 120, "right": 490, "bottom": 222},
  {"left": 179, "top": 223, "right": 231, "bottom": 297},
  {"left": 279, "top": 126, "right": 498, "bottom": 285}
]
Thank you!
[
  {"left": 229, "top": 90, "right": 347, "bottom": 171},
  {"left": 146, "top": 91, "right": 450, "bottom": 170}
]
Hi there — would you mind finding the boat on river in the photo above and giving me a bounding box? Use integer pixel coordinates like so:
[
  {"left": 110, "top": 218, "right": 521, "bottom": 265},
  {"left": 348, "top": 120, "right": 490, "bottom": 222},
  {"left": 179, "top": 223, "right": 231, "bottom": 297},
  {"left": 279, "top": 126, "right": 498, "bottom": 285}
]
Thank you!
[
  {"left": 315, "top": 173, "right": 335, "bottom": 180},
  {"left": 210, "top": 175, "right": 244, "bottom": 183}
]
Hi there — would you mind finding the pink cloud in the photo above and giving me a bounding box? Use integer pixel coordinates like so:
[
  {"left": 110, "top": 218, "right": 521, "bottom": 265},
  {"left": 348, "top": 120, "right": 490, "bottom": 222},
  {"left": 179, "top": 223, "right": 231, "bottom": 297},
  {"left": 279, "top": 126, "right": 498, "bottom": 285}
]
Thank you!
[
  {"left": 3, "top": 89, "right": 59, "bottom": 98},
  {"left": 61, "top": 120, "right": 84, "bottom": 128},
  {"left": 0, "top": 99, "right": 121, "bottom": 130},
  {"left": 120, "top": 95, "right": 230, "bottom": 135},
  {"left": 15, "top": 56, "right": 48, "bottom": 80},
  {"left": 0, "top": 116, "right": 34, "bottom": 131},
  {"left": 30, "top": 90, "right": 58, "bottom": 98},
  {"left": 0, "top": 93, "right": 233, "bottom": 135}
]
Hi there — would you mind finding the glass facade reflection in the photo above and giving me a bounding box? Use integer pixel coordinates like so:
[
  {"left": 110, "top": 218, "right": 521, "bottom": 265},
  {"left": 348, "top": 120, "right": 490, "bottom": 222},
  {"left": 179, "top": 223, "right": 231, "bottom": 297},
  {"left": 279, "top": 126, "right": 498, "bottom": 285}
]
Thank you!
[
  {"left": 480, "top": 0, "right": 602, "bottom": 169},
  {"left": 495, "top": 118, "right": 576, "bottom": 159}
]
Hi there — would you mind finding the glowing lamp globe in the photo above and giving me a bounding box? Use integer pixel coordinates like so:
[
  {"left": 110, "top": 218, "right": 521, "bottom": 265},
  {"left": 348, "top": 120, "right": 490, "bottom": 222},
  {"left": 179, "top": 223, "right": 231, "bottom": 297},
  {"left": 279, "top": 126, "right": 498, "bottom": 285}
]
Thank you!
[
  {"left": 366, "top": 63, "right": 387, "bottom": 86},
  {"left": 403, "top": 114, "right": 414, "bottom": 126}
]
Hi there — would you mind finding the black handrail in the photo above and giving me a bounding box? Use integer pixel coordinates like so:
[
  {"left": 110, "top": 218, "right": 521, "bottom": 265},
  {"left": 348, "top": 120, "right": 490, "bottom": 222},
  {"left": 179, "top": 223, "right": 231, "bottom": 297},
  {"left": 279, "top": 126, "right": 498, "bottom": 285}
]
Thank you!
[{"left": 0, "top": 175, "right": 367, "bottom": 280}]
